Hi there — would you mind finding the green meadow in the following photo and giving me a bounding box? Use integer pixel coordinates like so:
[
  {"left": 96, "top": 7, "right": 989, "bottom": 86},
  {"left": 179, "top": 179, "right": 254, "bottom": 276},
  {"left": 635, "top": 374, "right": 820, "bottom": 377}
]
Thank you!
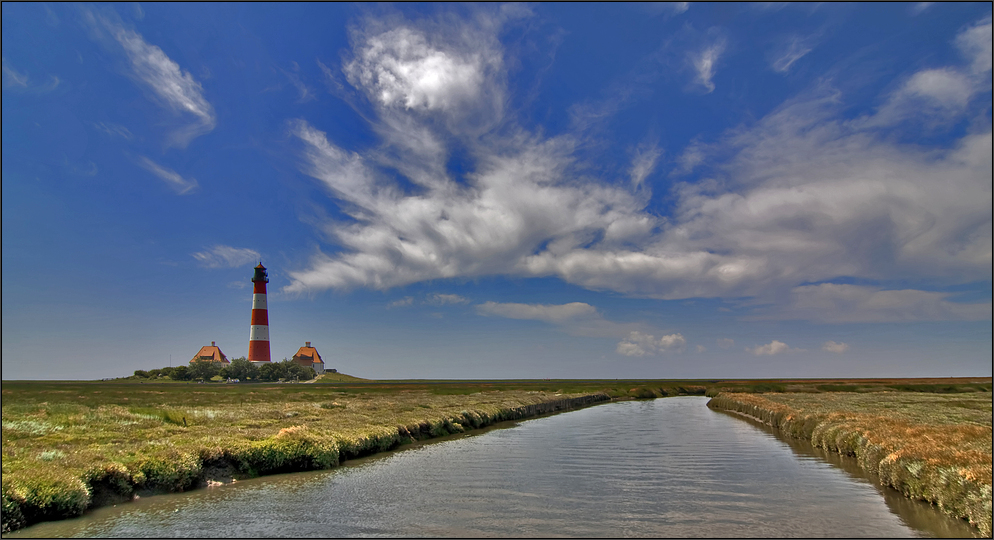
[{"left": 2, "top": 377, "right": 991, "bottom": 534}]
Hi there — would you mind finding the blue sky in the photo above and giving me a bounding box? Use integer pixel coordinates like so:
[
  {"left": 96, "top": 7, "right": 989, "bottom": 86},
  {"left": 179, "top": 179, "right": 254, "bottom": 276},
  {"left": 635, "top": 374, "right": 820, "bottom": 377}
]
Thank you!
[{"left": 3, "top": 2, "right": 991, "bottom": 381}]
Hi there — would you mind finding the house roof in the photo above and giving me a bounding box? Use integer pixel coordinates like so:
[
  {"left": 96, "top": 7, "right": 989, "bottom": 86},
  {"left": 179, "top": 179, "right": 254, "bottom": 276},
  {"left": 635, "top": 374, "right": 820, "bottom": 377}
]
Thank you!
[
  {"left": 292, "top": 346, "right": 324, "bottom": 365},
  {"left": 191, "top": 345, "right": 229, "bottom": 364}
]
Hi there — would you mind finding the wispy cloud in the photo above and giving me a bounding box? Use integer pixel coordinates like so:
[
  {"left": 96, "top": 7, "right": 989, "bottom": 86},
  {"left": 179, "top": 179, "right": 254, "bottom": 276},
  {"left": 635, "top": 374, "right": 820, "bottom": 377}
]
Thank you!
[
  {"left": 282, "top": 62, "right": 316, "bottom": 103},
  {"left": 629, "top": 142, "right": 662, "bottom": 188},
  {"left": 2, "top": 57, "right": 60, "bottom": 92},
  {"left": 909, "top": 2, "right": 933, "bottom": 16},
  {"left": 87, "top": 11, "right": 215, "bottom": 147},
  {"left": 771, "top": 36, "right": 814, "bottom": 73},
  {"left": 138, "top": 156, "right": 199, "bottom": 194},
  {"left": 192, "top": 245, "right": 262, "bottom": 269},
  {"left": 691, "top": 38, "right": 725, "bottom": 93},
  {"left": 2, "top": 57, "right": 29, "bottom": 87},
  {"left": 387, "top": 296, "right": 414, "bottom": 308},
  {"left": 717, "top": 338, "right": 734, "bottom": 349},
  {"left": 94, "top": 122, "right": 134, "bottom": 140}
]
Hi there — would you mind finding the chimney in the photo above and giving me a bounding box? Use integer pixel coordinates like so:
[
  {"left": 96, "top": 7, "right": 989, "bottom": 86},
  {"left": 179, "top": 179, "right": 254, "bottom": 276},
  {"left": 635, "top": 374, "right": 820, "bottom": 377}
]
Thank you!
[
  {"left": 212, "top": 341, "right": 216, "bottom": 346},
  {"left": 306, "top": 341, "right": 311, "bottom": 348}
]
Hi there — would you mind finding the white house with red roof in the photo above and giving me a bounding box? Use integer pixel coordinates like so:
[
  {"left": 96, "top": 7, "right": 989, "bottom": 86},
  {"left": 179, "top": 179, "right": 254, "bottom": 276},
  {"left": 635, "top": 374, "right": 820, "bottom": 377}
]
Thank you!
[
  {"left": 190, "top": 341, "right": 230, "bottom": 364},
  {"left": 290, "top": 341, "right": 326, "bottom": 374}
]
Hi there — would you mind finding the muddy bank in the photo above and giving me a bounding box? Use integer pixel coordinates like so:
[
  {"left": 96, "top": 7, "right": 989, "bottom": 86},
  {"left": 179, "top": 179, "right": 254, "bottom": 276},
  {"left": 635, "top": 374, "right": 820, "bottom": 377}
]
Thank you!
[
  {"left": 707, "top": 393, "right": 992, "bottom": 537},
  {"left": 1, "top": 393, "right": 610, "bottom": 534}
]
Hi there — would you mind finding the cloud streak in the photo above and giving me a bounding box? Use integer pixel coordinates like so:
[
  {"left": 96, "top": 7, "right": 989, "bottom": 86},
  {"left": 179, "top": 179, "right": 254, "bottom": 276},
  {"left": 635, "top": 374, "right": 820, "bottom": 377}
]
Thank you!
[
  {"left": 192, "top": 245, "right": 262, "bottom": 268},
  {"left": 87, "top": 11, "right": 215, "bottom": 147},
  {"left": 138, "top": 157, "right": 199, "bottom": 194}
]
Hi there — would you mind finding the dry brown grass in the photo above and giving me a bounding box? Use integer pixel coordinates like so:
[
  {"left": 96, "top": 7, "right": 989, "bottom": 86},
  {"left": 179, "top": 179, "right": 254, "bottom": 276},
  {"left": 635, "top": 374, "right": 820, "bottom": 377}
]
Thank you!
[{"left": 709, "top": 392, "right": 993, "bottom": 536}]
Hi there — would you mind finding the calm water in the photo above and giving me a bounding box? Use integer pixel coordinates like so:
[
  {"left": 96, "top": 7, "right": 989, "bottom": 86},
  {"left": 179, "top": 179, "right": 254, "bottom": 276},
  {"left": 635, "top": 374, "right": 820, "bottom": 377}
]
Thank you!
[{"left": 9, "top": 397, "right": 979, "bottom": 538}]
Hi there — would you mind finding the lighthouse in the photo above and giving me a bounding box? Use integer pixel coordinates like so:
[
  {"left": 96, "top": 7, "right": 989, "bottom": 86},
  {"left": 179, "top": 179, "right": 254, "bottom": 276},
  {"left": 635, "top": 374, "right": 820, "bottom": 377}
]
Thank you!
[{"left": 247, "top": 263, "right": 271, "bottom": 365}]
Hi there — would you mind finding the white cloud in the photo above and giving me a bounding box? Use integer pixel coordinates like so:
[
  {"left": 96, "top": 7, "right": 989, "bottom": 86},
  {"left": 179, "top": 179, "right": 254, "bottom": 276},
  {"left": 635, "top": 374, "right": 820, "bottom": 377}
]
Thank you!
[
  {"left": 138, "top": 157, "right": 199, "bottom": 194},
  {"left": 477, "top": 301, "right": 596, "bottom": 323},
  {"left": 748, "top": 340, "right": 801, "bottom": 356},
  {"left": 867, "top": 16, "right": 991, "bottom": 127},
  {"left": 637, "top": 2, "right": 690, "bottom": 17},
  {"left": 717, "top": 338, "right": 734, "bottom": 349},
  {"left": 909, "top": 3, "right": 933, "bottom": 16},
  {"left": 285, "top": 10, "right": 991, "bottom": 326},
  {"left": 89, "top": 12, "right": 215, "bottom": 147},
  {"left": 955, "top": 15, "right": 992, "bottom": 75},
  {"left": 426, "top": 293, "right": 468, "bottom": 305},
  {"left": 616, "top": 331, "right": 686, "bottom": 356},
  {"left": 822, "top": 340, "right": 849, "bottom": 353},
  {"left": 192, "top": 245, "right": 261, "bottom": 269},
  {"left": 691, "top": 38, "right": 725, "bottom": 93},
  {"left": 696, "top": 344, "right": 707, "bottom": 353},
  {"left": 775, "top": 284, "right": 992, "bottom": 323}
]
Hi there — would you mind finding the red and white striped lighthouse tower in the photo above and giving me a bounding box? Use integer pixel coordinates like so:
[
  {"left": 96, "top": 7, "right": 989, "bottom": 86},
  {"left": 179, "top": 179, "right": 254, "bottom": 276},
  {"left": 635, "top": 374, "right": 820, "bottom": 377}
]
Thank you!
[{"left": 247, "top": 263, "right": 271, "bottom": 365}]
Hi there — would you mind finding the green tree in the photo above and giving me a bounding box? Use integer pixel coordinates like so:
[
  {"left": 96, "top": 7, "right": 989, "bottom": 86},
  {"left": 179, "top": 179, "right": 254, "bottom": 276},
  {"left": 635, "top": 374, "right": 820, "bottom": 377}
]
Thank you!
[
  {"left": 133, "top": 370, "right": 149, "bottom": 379},
  {"left": 171, "top": 365, "right": 190, "bottom": 381},
  {"left": 258, "top": 361, "right": 284, "bottom": 381},
  {"left": 286, "top": 362, "right": 316, "bottom": 381},
  {"left": 148, "top": 369, "right": 163, "bottom": 379},
  {"left": 188, "top": 360, "right": 221, "bottom": 381},
  {"left": 226, "top": 358, "right": 259, "bottom": 381}
]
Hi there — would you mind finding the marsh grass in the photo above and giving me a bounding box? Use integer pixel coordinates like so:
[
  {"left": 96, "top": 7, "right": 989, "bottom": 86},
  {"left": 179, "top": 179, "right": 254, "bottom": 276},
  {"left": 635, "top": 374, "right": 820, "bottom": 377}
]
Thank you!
[
  {"left": 1, "top": 380, "right": 612, "bottom": 533},
  {"left": 708, "top": 392, "right": 993, "bottom": 536},
  {"left": 3, "top": 378, "right": 989, "bottom": 534}
]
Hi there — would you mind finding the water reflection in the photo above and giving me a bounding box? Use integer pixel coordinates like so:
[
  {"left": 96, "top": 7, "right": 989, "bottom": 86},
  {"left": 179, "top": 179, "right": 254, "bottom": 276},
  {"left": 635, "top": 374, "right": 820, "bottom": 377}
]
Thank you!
[{"left": 8, "top": 397, "right": 979, "bottom": 538}]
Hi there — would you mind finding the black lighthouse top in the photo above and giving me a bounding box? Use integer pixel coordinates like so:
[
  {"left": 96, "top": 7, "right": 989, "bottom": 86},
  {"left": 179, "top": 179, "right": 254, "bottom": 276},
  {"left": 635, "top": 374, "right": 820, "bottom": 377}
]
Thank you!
[{"left": 252, "top": 263, "right": 269, "bottom": 283}]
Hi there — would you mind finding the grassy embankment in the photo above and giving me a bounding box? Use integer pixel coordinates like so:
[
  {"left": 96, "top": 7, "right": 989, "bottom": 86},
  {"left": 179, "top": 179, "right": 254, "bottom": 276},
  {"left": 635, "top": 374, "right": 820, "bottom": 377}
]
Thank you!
[
  {"left": 708, "top": 391, "right": 993, "bottom": 537},
  {"left": 3, "top": 377, "right": 990, "bottom": 533},
  {"left": 3, "top": 378, "right": 689, "bottom": 533}
]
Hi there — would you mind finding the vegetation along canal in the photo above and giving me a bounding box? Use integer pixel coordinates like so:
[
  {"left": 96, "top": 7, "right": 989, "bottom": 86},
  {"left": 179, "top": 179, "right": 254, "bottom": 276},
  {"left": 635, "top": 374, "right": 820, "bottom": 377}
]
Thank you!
[{"left": 7, "top": 396, "right": 979, "bottom": 538}]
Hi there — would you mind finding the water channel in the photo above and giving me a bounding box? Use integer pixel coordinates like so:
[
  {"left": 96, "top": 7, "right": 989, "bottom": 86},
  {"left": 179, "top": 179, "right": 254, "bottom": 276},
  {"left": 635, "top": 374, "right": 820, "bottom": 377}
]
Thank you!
[{"left": 8, "top": 397, "right": 980, "bottom": 537}]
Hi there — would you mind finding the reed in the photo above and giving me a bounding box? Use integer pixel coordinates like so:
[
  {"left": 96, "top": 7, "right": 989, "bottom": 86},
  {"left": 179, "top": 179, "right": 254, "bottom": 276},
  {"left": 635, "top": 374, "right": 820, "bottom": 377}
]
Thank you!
[{"left": 708, "top": 392, "right": 993, "bottom": 537}]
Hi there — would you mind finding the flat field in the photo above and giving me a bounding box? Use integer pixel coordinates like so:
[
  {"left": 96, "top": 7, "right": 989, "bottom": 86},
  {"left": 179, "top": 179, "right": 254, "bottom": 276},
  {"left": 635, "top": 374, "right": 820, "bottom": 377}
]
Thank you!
[{"left": 2, "top": 377, "right": 991, "bottom": 534}]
